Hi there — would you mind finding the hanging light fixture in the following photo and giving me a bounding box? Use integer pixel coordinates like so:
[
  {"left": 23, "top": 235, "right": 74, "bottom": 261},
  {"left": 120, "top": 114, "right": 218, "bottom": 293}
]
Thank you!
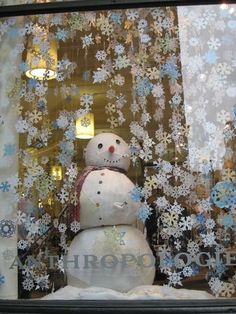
[
  {"left": 76, "top": 112, "right": 94, "bottom": 139},
  {"left": 25, "top": 28, "right": 57, "bottom": 80},
  {"left": 51, "top": 165, "right": 62, "bottom": 181}
]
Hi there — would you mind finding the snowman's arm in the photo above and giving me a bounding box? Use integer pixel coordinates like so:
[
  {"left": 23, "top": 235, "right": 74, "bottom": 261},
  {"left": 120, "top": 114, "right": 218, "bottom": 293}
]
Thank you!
[{"left": 113, "top": 201, "right": 128, "bottom": 210}]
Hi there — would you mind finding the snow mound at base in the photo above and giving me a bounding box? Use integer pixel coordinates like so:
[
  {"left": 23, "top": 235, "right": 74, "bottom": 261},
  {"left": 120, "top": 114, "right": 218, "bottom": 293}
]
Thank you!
[{"left": 42, "top": 285, "right": 213, "bottom": 300}]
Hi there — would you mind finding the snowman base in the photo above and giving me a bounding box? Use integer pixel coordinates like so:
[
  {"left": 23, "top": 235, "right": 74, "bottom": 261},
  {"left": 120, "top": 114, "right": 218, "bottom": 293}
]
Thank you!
[{"left": 42, "top": 285, "right": 213, "bottom": 300}]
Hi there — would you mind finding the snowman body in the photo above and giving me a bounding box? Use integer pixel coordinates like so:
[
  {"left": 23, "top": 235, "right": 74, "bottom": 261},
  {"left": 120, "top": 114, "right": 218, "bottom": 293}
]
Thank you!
[
  {"left": 79, "top": 169, "right": 139, "bottom": 228},
  {"left": 67, "top": 226, "right": 155, "bottom": 292},
  {"left": 67, "top": 133, "right": 155, "bottom": 292}
]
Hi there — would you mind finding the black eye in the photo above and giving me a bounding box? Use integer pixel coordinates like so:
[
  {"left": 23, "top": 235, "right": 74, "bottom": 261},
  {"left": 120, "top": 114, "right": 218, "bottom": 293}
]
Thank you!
[
  {"left": 116, "top": 139, "right": 121, "bottom": 145},
  {"left": 98, "top": 143, "right": 103, "bottom": 149}
]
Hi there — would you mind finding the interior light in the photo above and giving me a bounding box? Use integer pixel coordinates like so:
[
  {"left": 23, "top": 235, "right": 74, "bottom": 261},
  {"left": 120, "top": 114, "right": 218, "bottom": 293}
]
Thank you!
[
  {"left": 51, "top": 165, "right": 62, "bottom": 181},
  {"left": 76, "top": 113, "right": 95, "bottom": 139},
  {"left": 25, "top": 36, "right": 57, "bottom": 80}
]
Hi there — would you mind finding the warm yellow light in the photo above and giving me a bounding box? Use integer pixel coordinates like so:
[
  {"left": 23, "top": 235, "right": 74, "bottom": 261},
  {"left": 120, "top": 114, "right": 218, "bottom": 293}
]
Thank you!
[
  {"left": 51, "top": 165, "right": 62, "bottom": 181},
  {"left": 25, "top": 38, "right": 57, "bottom": 80},
  {"left": 76, "top": 113, "right": 94, "bottom": 139}
]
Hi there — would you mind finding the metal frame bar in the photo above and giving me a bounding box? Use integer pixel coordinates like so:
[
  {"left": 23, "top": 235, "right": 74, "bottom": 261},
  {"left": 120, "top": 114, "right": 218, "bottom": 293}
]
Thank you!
[
  {"left": 0, "top": 0, "right": 235, "bottom": 17},
  {"left": 0, "top": 299, "right": 236, "bottom": 313}
]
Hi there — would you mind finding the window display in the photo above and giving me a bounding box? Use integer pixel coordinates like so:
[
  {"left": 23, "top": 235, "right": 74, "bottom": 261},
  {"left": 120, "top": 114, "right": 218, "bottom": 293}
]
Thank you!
[{"left": 0, "top": 3, "right": 236, "bottom": 300}]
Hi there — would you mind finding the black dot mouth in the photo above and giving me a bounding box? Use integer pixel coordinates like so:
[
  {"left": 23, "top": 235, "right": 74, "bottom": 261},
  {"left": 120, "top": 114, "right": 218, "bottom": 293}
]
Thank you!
[
  {"left": 103, "top": 158, "right": 121, "bottom": 164},
  {"left": 99, "top": 217, "right": 102, "bottom": 220}
]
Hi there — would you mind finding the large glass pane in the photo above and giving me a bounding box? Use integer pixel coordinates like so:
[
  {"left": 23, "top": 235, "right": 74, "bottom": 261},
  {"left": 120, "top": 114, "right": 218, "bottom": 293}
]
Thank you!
[{"left": 0, "top": 3, "right": 235, "bottom": 300}]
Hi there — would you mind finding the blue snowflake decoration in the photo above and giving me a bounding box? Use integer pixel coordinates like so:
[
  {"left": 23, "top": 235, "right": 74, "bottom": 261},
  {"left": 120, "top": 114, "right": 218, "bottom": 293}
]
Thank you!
[
  {"left": 160, "top": 59, "right": 180, "bottom": 81},
  {"left": 137, "top": 204, "right": 152, "bottom": 223},
  {"left": 215, "top": 261, "right": 227, "bottom": 277},
  {"left": 18, "top": 61, "right": 29, "bottom": 73},
  {"left": 65, "top": 126, "right": 76, "bottom": 141},
  {"left": 221, "top": 213, "right": 234, "bottom": 229},
  {"left": 0, "top": 181, "right": 11, "bottom": 192},
  {"left": 0, "top": 275, "right": 5, "bottom": 286},
  {"left": 233, "top": 104, "right": 236, "bottom": 119},
  {"left": 161, "top": 253, "right": 175, "bottom": 268},
  {"left": 59, "top": 140, "right": 74, "bottom": 154},
  {"left": 191, "top": 263, "right": 200, "bottom": 275},
  {"left": 110, "top": 12, "right": 122, "bottom": 24},
  {"left": 211, "top": 181, "right": 236, "bottom": 208},
  {"left": 37, "top": 99, "right": 47, "bottom": 112},
  {"left": 27, "top": 79, "right": 37, "bottom": 89},
  {"left": 130, "top": 185, "right": 143, "bottom": 202},
  {"left": 38, "top": 223, "right": 49, "bottom": 236},
  {"left": 203, "top": 50, "right": 219, "bottom": 64},
  {"left": 0, "top": 219, "right": 16, "bottom": 238},
  {"left": 3, "top": 143, "right": 16, "bottom": 156},
  {"left": 196, "top": 213, "right": 206, "bottom": 225},
  {"left": 135, "top": 77, "right": 153, "bottom": 96},
  {"left": 56, "top": 28, "right": 68, "bottom": 42},
  {"left": 57, "top": 152, "right": 72, "bottom": 166}
]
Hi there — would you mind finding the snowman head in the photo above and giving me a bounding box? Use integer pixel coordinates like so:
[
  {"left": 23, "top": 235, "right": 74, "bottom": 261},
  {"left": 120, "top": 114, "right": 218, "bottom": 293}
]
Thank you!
[{"left": 85, "top": 133, "right": 130, "bottom": 171}]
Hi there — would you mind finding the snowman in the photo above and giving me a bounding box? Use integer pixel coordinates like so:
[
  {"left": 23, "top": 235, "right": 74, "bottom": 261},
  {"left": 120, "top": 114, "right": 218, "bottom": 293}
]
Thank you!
[{"left": 66, "top": 133, "right": 155, "bottom": 292}]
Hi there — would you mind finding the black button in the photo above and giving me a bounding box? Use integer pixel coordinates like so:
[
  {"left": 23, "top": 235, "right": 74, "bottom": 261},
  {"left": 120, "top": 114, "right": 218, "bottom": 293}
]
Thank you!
[
  {"left": 99, "top": 181, "right": 102, "bottom": 184},
  {"left": 97, "top": 191, "right": 101, "bottom": 194}
]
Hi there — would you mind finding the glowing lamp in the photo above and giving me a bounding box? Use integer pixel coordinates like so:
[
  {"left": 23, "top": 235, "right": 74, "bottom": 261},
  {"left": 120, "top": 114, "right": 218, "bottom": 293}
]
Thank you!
[
  {"left": 25, "top": 38, "right": 57, "bottom": 80},
  {"left": 76, "top": 113, "right": 94, "bottom": 139},
  {"left": 51, "top": 165, "right": 62, "bottom": 181}
]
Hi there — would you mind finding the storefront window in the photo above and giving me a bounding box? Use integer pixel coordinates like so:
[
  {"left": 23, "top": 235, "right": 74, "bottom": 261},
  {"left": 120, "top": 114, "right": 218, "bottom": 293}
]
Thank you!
[{"left": 0, "top": 3, "right": 236, "bottom": 300}]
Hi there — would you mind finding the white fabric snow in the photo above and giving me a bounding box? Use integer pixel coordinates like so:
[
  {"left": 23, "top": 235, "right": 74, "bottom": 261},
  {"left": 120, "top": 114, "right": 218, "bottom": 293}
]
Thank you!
[{"left": 42, "top": 285, "right": 214, "bottom": 300}]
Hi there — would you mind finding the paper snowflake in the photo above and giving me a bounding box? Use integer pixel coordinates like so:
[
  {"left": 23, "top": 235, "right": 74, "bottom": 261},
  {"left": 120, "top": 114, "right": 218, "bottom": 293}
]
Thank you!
[
  {"left": 201, "top": 232, "right": 216, "bottom": 247},
  {"left": 96, "top": 50, "right": 107, "bottom": 61},
  {"left": 104, "top": 226, "right": 126, "bottom": 247},
  {"left": 2, "top": 249, "right": 15, "bottom": 261},
  {"left": 179, "top": 216, "right": 194, "bottom": 231},
  {"left": 167, "top": 271, "right": 183, "bottom": 287},
  {"left": 0, "top": 181, "right": 11, "bottom": 192},
  {"left": 130, "top": 185, "right": 143, "bottom": 202},
  {"left": 56, "top": 28, "right": 68, "bottom": 41},
  {"left": 81, "top": 33, "right": 94, "bottom": 48},
  {"left": 137, "top": 204, "right": 152, "bottom": 223},
  {"left": 80, "top": 117, "right": 91, "bottom": 128},
  {"left": 80, "top": 93, "right": 93, "bottom": 107},
  {"left": 22, "top": 278, "right": 34, "bottom": 291},
  {"left": 211, "top": 181, "right": 236, "bottom": 208},
  {"left": 70, "top": 220, "right": 80, "bottom": 233},
  {"left": 0, "top": 275, "right": 5, "bottom": 286},
  {"left": 0, "top": 219, "right": 15, "bottom": 238}
]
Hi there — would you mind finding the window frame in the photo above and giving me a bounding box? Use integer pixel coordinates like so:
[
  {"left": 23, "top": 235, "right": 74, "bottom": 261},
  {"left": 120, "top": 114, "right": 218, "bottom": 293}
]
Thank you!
[
  {"left": 0, "top": 0, "right": 236, "bottom": 312},
  {"left": 0, "top": 299, "right": 236, "bottom": 313},
  {"left": 0, "top": 0, "right": 235, "bottom": 17}
]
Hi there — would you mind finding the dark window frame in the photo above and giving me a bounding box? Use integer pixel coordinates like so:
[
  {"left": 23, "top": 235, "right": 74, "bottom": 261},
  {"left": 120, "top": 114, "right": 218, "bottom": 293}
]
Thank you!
[
  {"left": 0, "top": 0, "right": 235, "bottom": 17},
  {"left": 0, "top": 0, "right": 236, "bottom": 312}
]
